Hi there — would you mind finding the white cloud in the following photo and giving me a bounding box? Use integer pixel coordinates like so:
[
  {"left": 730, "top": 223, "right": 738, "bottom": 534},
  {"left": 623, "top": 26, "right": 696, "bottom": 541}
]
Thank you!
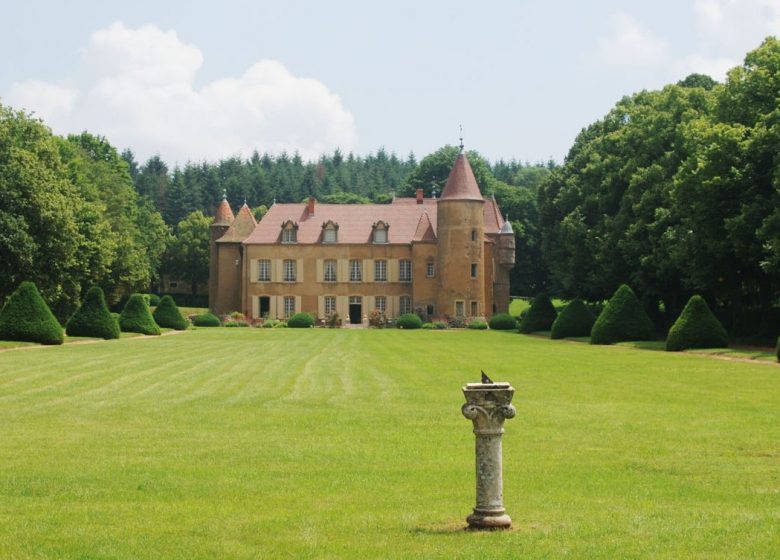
[
  {"left": 5, "top": 21, "right": 357, "bottom": 163},
  {"left": 598, "top": 13, "right": 669, "bottom": 67}
]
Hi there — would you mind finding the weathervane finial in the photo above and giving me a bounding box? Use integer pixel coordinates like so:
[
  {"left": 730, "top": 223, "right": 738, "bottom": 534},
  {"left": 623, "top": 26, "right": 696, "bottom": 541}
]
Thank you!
[
  {"left": 459, "top": 124, "right": 464, "bottom": 152},
  {"left": 222, "top": 188, "right": 227, "bottom": 200}
]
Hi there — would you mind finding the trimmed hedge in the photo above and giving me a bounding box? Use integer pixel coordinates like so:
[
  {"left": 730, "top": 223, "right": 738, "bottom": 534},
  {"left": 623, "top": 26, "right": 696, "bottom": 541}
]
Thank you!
[
  {"left": 288, "top": 312, "right": 315, "bottom": 328},
  {"left": 666, "top": 295, "right": 729, "bottom": 351},
  {"left": 0, "top": 281, "right": 64, "bottom": 345},
  {"left": 518, "top": 293, "right": 558, "bottom": 333},
  {"left": 119, "top": 294, "right": 161, "bottom": 335},
  {"left": 550, "top": 299, "right": 596, "bottom": 339},
  {"left": 590, "top": 284, "right": 655, "bottom": 345},
  {"left": 488, "top": 313, "right": 517, "bottom": 330},
  {"left": 66, "top": 286, "right": 120, "bottom": 339},
  {"left": 152, "top": 295, "right": 189, "bottom": 330},
  {"left": 468, "top": 320, "right": 488, "bottom": 330},
  {"left": 397, "top": 313, "right": 423, "bottom": 329},
  {"left": 192, "top": 312, "right": 221, "bottom": 327}
]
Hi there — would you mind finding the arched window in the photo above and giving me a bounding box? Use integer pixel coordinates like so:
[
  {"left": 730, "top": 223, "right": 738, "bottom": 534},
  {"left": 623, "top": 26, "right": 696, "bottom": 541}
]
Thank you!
[
  {"left": 372, "top": 221, "right": 389, "bottom": 244},
  {"left": 321, "top": 221, "right": 339, "bottom": 243},
  {"left": 281, "top": 220, "right": 298, "bottom": 243}
]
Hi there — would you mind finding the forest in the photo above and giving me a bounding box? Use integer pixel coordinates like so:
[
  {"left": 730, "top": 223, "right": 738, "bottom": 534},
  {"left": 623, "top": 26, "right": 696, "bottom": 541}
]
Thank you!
[{"left": 2, "top": 37, "right": 779, "bottom": 340}]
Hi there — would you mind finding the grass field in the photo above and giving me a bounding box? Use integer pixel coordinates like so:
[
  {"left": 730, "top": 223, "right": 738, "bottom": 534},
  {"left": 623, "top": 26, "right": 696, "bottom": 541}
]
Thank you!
[{"left": 1, "top": 328, "right": 778, "bottom": 559}]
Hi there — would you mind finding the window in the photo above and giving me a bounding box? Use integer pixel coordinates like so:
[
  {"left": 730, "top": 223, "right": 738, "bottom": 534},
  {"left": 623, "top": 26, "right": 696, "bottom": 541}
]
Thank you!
[
  {"left": 169, "top": 281, "right": 178, "bottom": 289},
  {"left": 372, "top": 222, "right": 388, "bottom": 244},
  {"left": 375, "top": 296, "right": 386, "bottom": 313},
  {"left": 455, "top": 300, "right": 465, "bottom": 318},
  {"left": 471, "top": 301, "right": 478, "bottom": 316},
  {"left": 322, "top": 221, "right": 338, "bottom": 243},
  {"left": 350, "top": 259, "right": 362, "bottom": 282},
  {"left": 324, "top": 296, "right": 336, "bottom": 315},
  {"left": 471, "top": 263, "right": 478, "bottom": 278},
  {"left": 323, "top": 259, "right": 337, "bottom": 282},
  {"left": 258, "top": 259, "right": 271, "bottom": 281},
  {"left": 426, "top": 261, "right": 435, "bottom": 278},
  {"left": 283, "top": 259, "right": 296, "bottom": 282},
  {"left": 399, "top": 259, "right": 412, "bottom": 282},
  {"left": 374, "top": 260, "right": 387, "bottom": 282},
  {"left": 400, "top": 295, "right": 412, "bottom": 315},
  {"left": 281, "top": 222, "right": 298, "bottom": 243},
  {"left": 426, "top": 304, "right": 434, "bottom": 316},
  {"left": 284, "top": 296, "right": 295, "bottom": 318},
  {"left": 471, "top": 229, "right": 477, "bottom": 242}
]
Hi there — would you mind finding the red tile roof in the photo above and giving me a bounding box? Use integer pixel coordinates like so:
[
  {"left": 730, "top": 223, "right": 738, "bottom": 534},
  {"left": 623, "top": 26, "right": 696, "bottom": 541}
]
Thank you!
[
  {"left": 213, "top": 198, "right": 235, "bottom": 225},
  {"left": 440, "top": 152, "right": 484, "bottom": 201},
  {"left": 243, "top": 197, "right": 506, "bottom": 245},
  {"left": 217, "top": 203, "right": 257, "bottom": 243}
]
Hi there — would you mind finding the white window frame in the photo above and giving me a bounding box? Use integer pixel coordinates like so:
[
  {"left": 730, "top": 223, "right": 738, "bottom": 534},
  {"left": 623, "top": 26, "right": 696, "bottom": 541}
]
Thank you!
[
  {"left": 323, "top": 227, "right": 337, "bottom": 244},
  {"left": 374, "top": 260, "right": 387, "bottom": 282},
  {"left": 282, "top": 225, "right": 297, "bottom": 243},
  {"left": 399, "top": 259, "right": 412, "bottom": 282},
  {"left": 426, "top": 261, "right": 435, "bottom": 278},
  {"left": 324, "top": 296, "right": 336, "bottom": 315},
  {"left": 283, "top": 259, "right": 296, "bottom": 282},
  {"left": 399, "top": 295, "right": 412, "bottom": 315},
  {"left": 350, "top": 259, "right": 362, "bottom": 282},
  {"left": 373, "top": 225, "right": 388, "bottom": 244},
  {"left": 324, "top": 259, "right": 337, "bottom": 282},
  {"left": 375, "top": 295, "right": 387, "bottom": 313},
  {"left": 258, "top": 259, "right": 271, "bottom": 282},
  {"left": 283, "top": 296, "right": 295, "bottom": 318}
]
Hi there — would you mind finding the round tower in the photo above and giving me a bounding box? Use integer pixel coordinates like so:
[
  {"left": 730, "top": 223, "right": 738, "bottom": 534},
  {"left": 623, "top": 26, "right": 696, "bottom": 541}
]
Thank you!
[
  {"left": 436, "top": 151, "right": 486, "bottom": 318},
  {"left": 208, "top": 191, "right": 235, "bottom": 312}
]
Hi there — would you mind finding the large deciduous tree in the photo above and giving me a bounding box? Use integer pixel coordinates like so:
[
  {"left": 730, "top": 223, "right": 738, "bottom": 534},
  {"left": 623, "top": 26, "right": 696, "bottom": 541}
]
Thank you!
[{"left": 163, "top": 211, "right": 211, "bottom": 296}]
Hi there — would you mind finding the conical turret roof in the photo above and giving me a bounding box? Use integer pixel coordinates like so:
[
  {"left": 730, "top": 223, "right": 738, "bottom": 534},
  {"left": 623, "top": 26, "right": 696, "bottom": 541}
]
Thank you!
[
  {"left": 213, "top": 194, "right": 235, "bottom": 226},
  {"left": 440, "top": 152, "right": 484, "bottom": 201},
  {"left": 218, "top": 203, "right": 257, "bottom": 242}
]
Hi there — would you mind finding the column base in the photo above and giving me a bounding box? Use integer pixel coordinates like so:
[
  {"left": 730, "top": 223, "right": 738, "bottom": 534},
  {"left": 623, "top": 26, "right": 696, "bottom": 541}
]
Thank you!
[{"left": 466, "top": 509, "right": 512, "bottom": 530}]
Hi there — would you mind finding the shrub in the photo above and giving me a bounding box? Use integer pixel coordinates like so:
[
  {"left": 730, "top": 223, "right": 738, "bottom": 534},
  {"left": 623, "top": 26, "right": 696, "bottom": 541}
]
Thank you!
[
  {"left": 368, "top": 310, "right": 387, "bottom": 328},
  {"left": 261, "top": 319, "right": 279, "bottom": 328},
  {"left": 550, "top": 299, "right": 596, "bottom": 339},
  {"left": 666, "top": 295, "right": 729, "bottom": 351},
  {"left": 518, "top": 293, "right": 558, "bottom": 333},
  {"left": 288, "top": 312, "right": 315, "bottom": 328},
  {"left": 488, "top": 313, "right": 517, "bottom": 330},
  {"left": 324, "top": 312, "right": 342, "bottom": 328},
  {"left": 468, "top": 320, "right": 488, "bottom": 330},
  {"left": 397, "top": 313, "right": 423, "bottom": 329},
  {"left": 224, "top": 320, "right": 250, "bottom": 327},
  {"left": 119, "top": 294, "right": 161, "bottom": 335},
  {"left": 66, "top": 286, "right": 120, "bottom": 340},
  {"left": 152, "top": 295, "right": 189, "bottom": 330},
  {"left": 192, "top": 312, "right": 221, "bottom": 327},
  {"left": 0, "top": 281, "right": 64, "bottom": 345},
  {"left": 272, "top": 321, "right": 288, "bottom": 328},
  {"left": 432, "top": 321, "right": 448, "bottom": 330},
  {"left": 148, "top": 294, "right": 161, "bottom": 306},
  {"left": 590, "top": 285, "right": 655, "bottom": 345}
]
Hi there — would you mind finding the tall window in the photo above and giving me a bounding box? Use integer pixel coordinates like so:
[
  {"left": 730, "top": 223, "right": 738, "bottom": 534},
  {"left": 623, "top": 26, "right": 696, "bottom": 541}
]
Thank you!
[
  {"left": 400, "top": 295, "right": 411, "bottom": 315},
  {"left": 471, "top": 301, "right": 478, "bottom": 316},
  {"left": 455, "top": 300, "right": 465, "bottom": 317},
  {"left": 283, "top": 259, "right": 296, "bottom": 282},
  {"left": 374, "top": 260, "right": 387, "bottom": 282},
  {"left": 373, "top": 222, "right": 388, "bottom": 244},
  {"left": 375, "top": 296, "right": 387, "bottom": 314},
  {"left": 399, "top": 259, "right": 412, "bottom": 282},
  {"left": 350, "top": 259, "right": 362, "bottom": 282},
  {"left": 282, "top": 223, "right": 297, "bottom": 243},
  {"left": 322, "top": 222, "right": 338, "bottom": 243},
  {"left": 284, "top": 296, "right": 295, "bottom": 318},
  {"left": 426, "top": 261, "right": 435, "bottom": 278},
  {"left": 258, "top": 259, "right": 271, "bottom": 281},
  {"left": 471, "top": 263, "right": 478, "bottom": 278},
  {"left": 324, "top": 296, "right": 336, "bottom": 315},
  {"left": 471, "top": 229, "right": 477, "bottom": 242},
  {"left": 324, "top": 259, "right": 337, "bottom": 282}
]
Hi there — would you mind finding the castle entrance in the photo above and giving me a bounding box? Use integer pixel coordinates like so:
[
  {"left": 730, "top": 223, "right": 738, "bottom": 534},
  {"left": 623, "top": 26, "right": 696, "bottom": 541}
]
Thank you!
[{"left": 349, "top": 296, "right": 362, "bottom": 324}]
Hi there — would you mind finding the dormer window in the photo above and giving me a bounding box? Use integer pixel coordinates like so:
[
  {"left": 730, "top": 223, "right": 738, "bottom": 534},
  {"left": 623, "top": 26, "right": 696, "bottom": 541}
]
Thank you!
[
  {"left": 322, "top": 220, "right": 338, "bottom": 244},
  {"left": 281, "top": 221, "right": 298, "bottom": 243},
  {"left": 372, "top": 221, "right": 389, "bottom": 244}
]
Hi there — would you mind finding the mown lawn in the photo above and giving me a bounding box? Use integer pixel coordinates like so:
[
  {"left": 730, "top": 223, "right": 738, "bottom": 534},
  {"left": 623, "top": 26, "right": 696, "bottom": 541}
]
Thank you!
[{"left": 0, "top": 328, "right": 778, "bottom": 559}]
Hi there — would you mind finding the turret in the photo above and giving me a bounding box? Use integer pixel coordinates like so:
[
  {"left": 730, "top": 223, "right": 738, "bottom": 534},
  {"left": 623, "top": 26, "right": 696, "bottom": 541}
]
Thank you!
[
  {"left": 209, "top": 191, "right": 235, "bottom": 312},
  {"left": 436, "top": 151, "right": 486, "bottom": 318},
  {"left": 496, "top": 217, "right": 516, "bottom": 267}
]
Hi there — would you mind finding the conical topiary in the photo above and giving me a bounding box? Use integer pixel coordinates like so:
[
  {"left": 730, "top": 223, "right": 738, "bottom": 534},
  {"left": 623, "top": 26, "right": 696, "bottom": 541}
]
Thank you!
[
  {"left": 66, "top": 286, "right": 120, "bottom": 340},
  {"left": 665, "top": 295, "right": 728, "bottom": 351},
  {"left": 550, "top": 299, "right": 596, "bottom": 339},
  {"left": 119, "top": 293, "right": 161, "bottom": 335},
  {"left": 0, "top": 281, "right": 64, "bottom": 345},
  {"left": 152, "top": 295, "right": 189, "bottom": 330},
  {"left": 590, "top": 284, "right": 655, "bottom": 345},
  {"left": 518, "top": 293, "right": 557, "bottom": 333}
]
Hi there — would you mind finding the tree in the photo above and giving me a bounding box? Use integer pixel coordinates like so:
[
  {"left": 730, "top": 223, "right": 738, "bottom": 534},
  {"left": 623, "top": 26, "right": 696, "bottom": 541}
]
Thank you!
[{"left": 163, "top": 211, "right": 211, "bottom": 296}]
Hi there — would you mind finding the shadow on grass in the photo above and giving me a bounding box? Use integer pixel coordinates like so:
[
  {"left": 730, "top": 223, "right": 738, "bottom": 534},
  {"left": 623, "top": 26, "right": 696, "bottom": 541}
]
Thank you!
[{"left": 412, "top": 521, "right": 525, "bottom": 535}]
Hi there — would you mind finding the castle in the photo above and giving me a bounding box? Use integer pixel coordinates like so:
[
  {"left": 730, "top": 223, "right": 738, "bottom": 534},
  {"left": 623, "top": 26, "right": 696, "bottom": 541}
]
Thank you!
[{"left": 209, "top": 150, "right": 515, "bottom": 323}]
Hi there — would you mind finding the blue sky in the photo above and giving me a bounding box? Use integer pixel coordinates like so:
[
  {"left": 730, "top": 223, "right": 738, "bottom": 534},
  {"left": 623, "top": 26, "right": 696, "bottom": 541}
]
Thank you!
[{"left": 2, "top": 0, "right": 778, "bottom": 165}]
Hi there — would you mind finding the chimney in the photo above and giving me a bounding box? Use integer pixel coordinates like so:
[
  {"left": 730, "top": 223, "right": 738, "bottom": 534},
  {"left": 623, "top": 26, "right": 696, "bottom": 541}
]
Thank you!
[
  {"left": 416, "top": 188, "right": 424, "bottom": 204},
  {"left": 307, "top": 197, "right": 315, "bottom": 215}
]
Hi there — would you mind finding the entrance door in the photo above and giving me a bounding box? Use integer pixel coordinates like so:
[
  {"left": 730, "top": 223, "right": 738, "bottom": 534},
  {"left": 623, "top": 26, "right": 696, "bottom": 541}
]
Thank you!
[
  {"left": 349, "top": 296, "right": 362, "bottom": 324},
  {"left": 259, "top": 296, "right": 270, "bottom": 318}
]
